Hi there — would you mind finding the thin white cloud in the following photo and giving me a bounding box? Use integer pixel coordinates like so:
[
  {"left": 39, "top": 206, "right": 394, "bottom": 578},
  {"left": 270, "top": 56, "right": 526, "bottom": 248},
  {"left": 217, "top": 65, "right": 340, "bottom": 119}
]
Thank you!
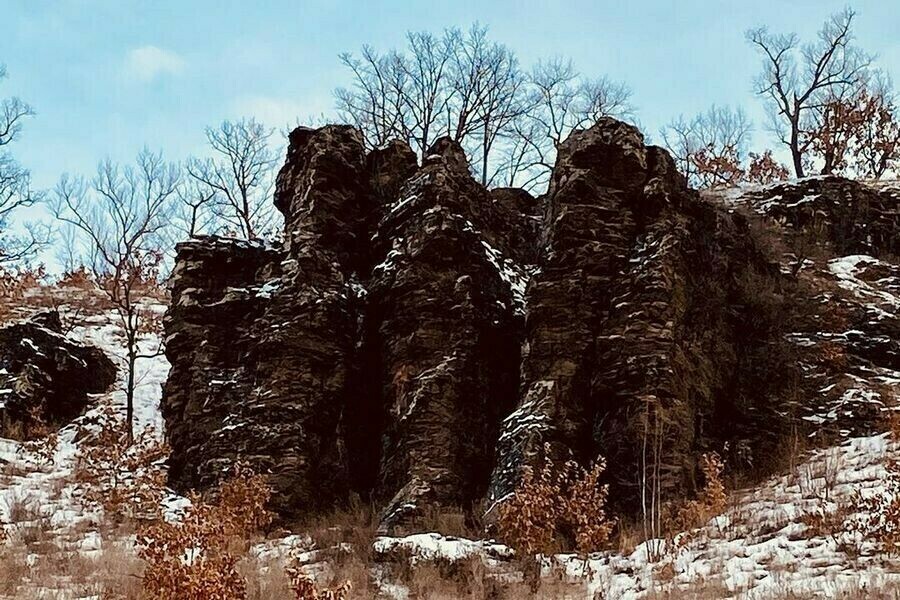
[
  {"left": 230, "top": 95, "right": 328, "bottom": 128},
  {"left": 125, "top": 45, "right": 185, "bottom": 82}
]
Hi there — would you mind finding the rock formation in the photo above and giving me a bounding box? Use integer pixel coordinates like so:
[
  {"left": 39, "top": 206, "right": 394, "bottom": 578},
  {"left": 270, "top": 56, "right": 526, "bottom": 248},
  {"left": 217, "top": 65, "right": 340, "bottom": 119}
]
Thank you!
[
  {"left": 721, "top": 178, "right": 900, "bottom": 442},
  {"left": 162, "top": 118, "right": 898, "bottom": 533},
  {"left": 0, "top": 311, "right": 116, "bottom": 438},
  {"left": 487, "top": 120, "right": 798, "bottom": 512}
]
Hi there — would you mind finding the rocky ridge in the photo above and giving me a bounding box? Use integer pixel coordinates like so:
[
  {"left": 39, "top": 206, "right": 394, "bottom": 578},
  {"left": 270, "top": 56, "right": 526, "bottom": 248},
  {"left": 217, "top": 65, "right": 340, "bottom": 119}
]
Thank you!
[{"left": 162, "top": 118, "right": 900, "bottom": 534}]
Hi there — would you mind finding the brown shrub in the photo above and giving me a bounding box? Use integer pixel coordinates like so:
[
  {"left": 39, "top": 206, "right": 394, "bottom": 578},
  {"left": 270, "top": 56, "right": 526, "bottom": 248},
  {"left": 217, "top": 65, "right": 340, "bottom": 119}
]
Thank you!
[
  {"left": 562, "top": 458, "right": 615, "bottom": 553},
  {"left": 136, "top": 465, "right": 273, "bottom": 599},
  {"left": 496, "top": 457, "right": 559, "bottom": 557},
  {"left": 74, "top": 404, "right": 169, "bottom": 522},
  {"left": 497, "top": 445, "right": 615, "bottom": 557},
  {"left": 664, "top": 452, "right": 727, "bottom": 549}
]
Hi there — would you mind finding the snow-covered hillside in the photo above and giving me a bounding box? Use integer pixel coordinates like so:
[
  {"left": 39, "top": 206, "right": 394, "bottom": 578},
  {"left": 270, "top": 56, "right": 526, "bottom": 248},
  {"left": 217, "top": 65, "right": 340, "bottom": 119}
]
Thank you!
[
  {"left": 3, "top": 236, "right": 900, "bottom": 599},
  {"left": 0, "top": 303, "right": 172, "bottom": 598}
]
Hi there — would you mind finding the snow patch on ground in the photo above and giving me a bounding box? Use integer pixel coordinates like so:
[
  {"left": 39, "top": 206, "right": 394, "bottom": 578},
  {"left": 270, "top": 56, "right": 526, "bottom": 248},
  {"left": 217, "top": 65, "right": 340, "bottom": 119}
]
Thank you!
[
  {"left": 371, "top": 433, "right": 900, "bottom": 598},
  {"left": 0, "top": 303, "right": 173, "bottom": 596}
]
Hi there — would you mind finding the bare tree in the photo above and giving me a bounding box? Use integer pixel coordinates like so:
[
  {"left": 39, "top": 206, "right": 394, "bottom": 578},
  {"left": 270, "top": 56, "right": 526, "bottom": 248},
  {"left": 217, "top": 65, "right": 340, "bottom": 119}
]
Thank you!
[
  {"left": 0, "top": 65, "right": 49, "bottom": 264},
  {"left": 528, "top": 58, "right": 588, "bottom": 149},
  {"left": 172, "top": 175, "right": 218, "bottom": 239},
  {"left": 580, "top": 76, "right": 633, "bottom": 124},
  {"left": 747, "top": 8, "right": 872, "bottom": 177},
  {"left": 505, "top": 58, "right": 633, "bottom": 190},
  {"left": 402, "top": 29, "right": 457, "bottom": 156},
  {"left": 447, "top": 24, "right": 528, "bottom": 186},
  {"left": 49, "top": 149, "right": 179, "bottom": 442},
  {"left": 335, "top": 25, "right": 632, "bottom": 192},
  {"left": 54, "top": 223, "right": 81, "bottom": 274},
  {"left": 187, "top": 118, "right": 279, "bottom": 239},
  {"left": 493, "top": 117, "right": 550, "bottom": 191},
  {"left": 660, "top": 106, "right": 752, "bottom": 188},
  {"left": 336, "top": 46, "right": 410, "bottom": 149}
]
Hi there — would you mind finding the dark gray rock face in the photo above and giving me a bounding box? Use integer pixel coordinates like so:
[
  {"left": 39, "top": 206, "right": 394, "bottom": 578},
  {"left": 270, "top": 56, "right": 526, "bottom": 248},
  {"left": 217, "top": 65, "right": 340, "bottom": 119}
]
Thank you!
[
  {"left": 364, "top": 137, "right": 521, "bottom": 533},
  {"left": 724, "top": 178, "right": 900, "bottom": 443},
  {"left": 732, "top": 176, "right": 900, "bottom": 256},
  {"left": 163, "top": 127, "right": 528, "bottom": 530},
  {"left": 162, "top": 118, "right": 897, "bottom": 534},
  {"left": 486, "top": 119, "right": 797, "bottom": 513},
  {"left": 0, "top": 311, "right": 116, "bottom": 437},
  {"left": 161, "top": 236, "right": 283, "bottom": 503},
  {"left": 164, "top": 125, "right": 370, "bottom": 517}
]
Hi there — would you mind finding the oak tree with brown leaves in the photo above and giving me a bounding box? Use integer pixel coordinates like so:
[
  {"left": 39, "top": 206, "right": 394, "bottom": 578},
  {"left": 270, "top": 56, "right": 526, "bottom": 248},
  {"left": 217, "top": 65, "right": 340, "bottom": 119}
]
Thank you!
[
  {"left": 747, "top": 8, "right": 872, "bottom": 177},
  {"left": 745, "top": 150, "right": 791, "bottom": 185},
  {"left": 661, "top": 105, "right": 751, "bottom": 189}
]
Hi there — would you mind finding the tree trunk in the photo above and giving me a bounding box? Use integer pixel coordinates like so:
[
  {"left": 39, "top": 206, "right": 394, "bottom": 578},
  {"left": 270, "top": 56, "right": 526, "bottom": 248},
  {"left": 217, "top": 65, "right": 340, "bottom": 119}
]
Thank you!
[
  {"left": 125, "top": 349, "right": 136, "bottom": 446},
  {"left": 481, "top": 131, "right": 490, "bottom": 187},
  {"left": 790, "top": 123, "right": 805, "bottom": 178},
  {"left": 126, "top": 341, "right": 136, "bottom": 445}
]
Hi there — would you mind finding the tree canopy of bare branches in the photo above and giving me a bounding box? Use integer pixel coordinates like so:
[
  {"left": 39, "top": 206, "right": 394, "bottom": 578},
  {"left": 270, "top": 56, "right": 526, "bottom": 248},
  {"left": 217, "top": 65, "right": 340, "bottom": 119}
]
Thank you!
[
  {"left": 336, "top": 24, "right": 632, "bottom": 192},
  {"left": 660, "top": 106, "right": 752, "bottom": 189},
  {"left": 0, "top": 65, "right": 49, "bottom": 265},
  {"left": 496, "top": 59, "right": 633, "bottom": 190},
  {"left": 172, "top": 175, "right": 218, "bottom": 239},
  {"left": 747, "top": 8, "right": 872, "bottom": 177},
  {"left": 49, "top": 149, "right": 179, "bottom": 441},
  {"left": 187, "top": 118, "right": 279, "bottom": 239}
]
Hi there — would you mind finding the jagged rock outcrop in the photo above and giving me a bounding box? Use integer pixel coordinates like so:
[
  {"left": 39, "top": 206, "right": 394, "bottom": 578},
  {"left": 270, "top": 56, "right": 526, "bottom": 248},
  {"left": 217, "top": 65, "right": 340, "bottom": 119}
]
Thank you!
[
  {"left": 363, "top": 136, "right": 521, "bottom": 533},
  {"left": 163, "top": 126, "right": 530, "bottom": 529},
  {"left": 164, "top": 125, "right": 372, "bottom": 517},
  {"left": 727, "top": 177, "right": 900, "bottom": 256},
  {"left": 720, "top": 178, "right": 900, "bottom": 441},
  {"left": 162, "top": 117, "right": 899, "bottom": 534},
  {"left": 0, "top": 311, "right": 116, "bottom": 437},
  {"left": 162, "top": 236, "right": 282, "bottom": 501},
  {"left": 487, "top": 119, "right": 799, "bottom": 511}
]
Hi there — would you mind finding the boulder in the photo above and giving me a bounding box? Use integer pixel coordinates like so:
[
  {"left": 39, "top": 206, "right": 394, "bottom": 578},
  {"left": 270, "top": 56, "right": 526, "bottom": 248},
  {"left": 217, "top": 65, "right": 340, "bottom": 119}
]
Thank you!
[{"left": 0, "top": 311, "right": 116, "bottom": 437}]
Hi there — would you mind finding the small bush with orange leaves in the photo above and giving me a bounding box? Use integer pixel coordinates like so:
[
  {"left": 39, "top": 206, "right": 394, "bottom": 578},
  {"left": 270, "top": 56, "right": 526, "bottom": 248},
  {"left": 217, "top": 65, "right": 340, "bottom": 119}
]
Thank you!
[
  {"left": 664, "top": 452, "right": 728, "bottom": 549},
  {"left": 286, "top": 547, "right": 351, "bottom": 600},
  {"left": 74, "top": 404, "right": 169, "bottom": 522},
  {"left": 137, "top": 466, "right": 272, "bottom": 600},
  {"left": 497, "top": 445, "right": 615, "bottom": 557},
  {"left": 745, "top": 150, "right": 790, "bottom": 185}
]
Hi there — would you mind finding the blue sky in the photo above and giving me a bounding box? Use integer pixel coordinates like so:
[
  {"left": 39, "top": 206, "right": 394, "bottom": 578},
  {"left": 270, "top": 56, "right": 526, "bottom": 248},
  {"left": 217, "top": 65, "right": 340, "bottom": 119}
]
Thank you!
[{"left": 3, "top": 0, "right": 900, "bottom": 190}]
